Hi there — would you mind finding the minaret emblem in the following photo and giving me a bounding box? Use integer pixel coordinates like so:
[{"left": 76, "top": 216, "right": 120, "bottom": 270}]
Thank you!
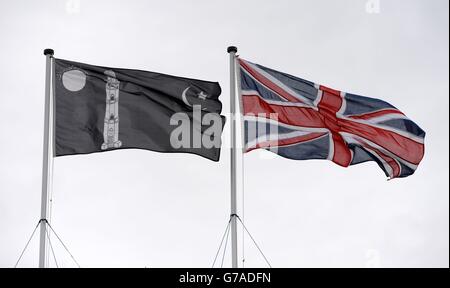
[{"left": 101, "top": 70, "right": 122, "bottom": 150}]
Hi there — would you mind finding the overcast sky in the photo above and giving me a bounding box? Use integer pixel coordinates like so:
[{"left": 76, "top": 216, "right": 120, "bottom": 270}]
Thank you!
[{"left": 0, "top": 0, "right": 448, "bottom": 268}]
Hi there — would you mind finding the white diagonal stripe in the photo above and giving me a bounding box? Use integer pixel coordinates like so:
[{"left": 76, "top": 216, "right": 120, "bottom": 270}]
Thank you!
[
  {"left": 243, "top": 115, "right": 329, "bottom": 134},
  {"left": 338, "top": 114, "right": 425, "bottom": 144},
  {"left": 340, "top": 132, "right": 418, "bottom": 171},
  {"left": 242, "top": 60, "right": 314, "bottom": 105},
  {"left": 241, "top": 89, "right": 316, "bottom": 110}
]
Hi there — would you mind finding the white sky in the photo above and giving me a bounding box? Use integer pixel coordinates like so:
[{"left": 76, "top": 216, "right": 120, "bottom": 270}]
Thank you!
[{"left": 0, "top": 0, "right": 448, "bottom": 268}]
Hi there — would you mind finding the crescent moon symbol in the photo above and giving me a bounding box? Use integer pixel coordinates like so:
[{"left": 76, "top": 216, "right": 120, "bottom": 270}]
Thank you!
[{"left": 182, "top": 86, "right": 192, "bottom": 107}]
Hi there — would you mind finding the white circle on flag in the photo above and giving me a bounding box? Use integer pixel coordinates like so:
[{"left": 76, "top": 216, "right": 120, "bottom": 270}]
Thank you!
[{"left": 62, "top": 69, "right": 86, "bottom": 92}]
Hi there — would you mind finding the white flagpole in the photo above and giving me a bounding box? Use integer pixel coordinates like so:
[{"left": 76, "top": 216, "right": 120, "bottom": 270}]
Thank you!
[
  {"left": 39, "top": 48, "right": 54, "bottom": 268},
  {"left": 227, "top": 46, "right": 238, "bottom": 268}
]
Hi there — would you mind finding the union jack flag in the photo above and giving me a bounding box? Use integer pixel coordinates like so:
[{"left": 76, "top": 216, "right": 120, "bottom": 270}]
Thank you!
[{"left": 238, "top": 58, "right": 425, "bottom": 179}]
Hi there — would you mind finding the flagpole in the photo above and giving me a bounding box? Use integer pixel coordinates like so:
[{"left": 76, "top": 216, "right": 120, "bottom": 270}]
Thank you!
[
  {"left": 39, "top": 48, "right": 54, "bottom": 268},
  {"left": 227, "top": 46, "right": 238, "bottom": 268}
]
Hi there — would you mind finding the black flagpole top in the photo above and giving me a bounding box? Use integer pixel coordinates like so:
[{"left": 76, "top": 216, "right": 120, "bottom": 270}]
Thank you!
[
  {"left": 43, "top": 48, "right": 54, "bottom": 56},
  {"left": 227, "top": 46, "right": 237, "bottom": 53}
]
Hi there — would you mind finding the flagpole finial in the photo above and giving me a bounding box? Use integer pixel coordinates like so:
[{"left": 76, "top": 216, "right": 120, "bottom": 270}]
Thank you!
[
  {"left": 227, "top": 46, "right": 237, "bottom": 53},
  {"left": 43, "top": 49, "right": 54, "bottom": 56}
]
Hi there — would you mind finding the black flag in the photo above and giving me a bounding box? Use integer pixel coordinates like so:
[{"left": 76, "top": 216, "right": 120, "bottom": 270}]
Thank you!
[{"left": 54, "top": 58, "right": 225, "bottom": 161}]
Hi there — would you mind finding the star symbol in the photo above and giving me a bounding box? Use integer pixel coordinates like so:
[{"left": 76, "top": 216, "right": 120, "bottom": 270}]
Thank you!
[{"left": 197, "top": 91, "right": 207, "bottom": 100}]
